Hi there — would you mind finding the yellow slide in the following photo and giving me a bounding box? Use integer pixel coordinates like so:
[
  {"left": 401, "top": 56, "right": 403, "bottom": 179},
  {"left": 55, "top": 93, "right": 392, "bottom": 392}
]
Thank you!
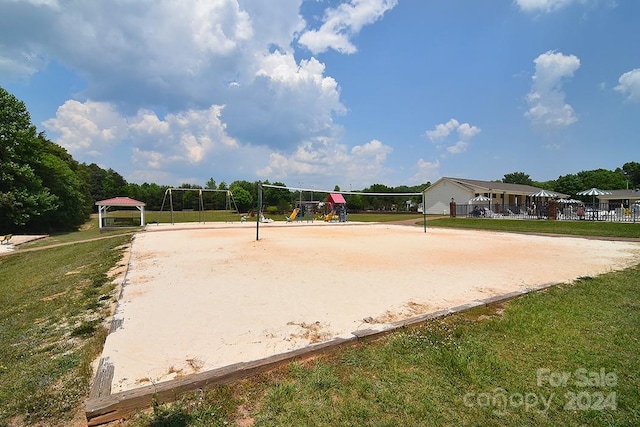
[
  {"left": 286, "top": 208, "right": 299, "bottom": 222},
  {"left": 324, "top": 211, "right": 334, "bottom": 222}
]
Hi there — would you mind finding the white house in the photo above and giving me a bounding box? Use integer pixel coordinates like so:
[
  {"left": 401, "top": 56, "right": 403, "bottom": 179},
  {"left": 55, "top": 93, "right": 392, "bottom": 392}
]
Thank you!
[{"left": 422, "top": 177, "right": 565, "bottom": 215}]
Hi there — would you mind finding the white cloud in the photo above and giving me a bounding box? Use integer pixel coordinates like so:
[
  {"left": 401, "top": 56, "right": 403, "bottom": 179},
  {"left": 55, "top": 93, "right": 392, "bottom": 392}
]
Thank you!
[
  {"left": 257, "top": 138, "right": 393, "bottom": 188},
  {"left": 298, "top": 0, "right": 398, "bottom": 54},
  {"left": 43, "top": 97, "right": 392, "bottom": 189},
  {"left": 446, "top": 141, "right": 469, "bottom": 154},
  {"left": 255, "top": 52, "right": 341, "bottom": 98},
  {"left": 614, "top": 68, "right": 640, "bottom": 103},
  {"left": 7, "top": 0, "right": 60, "bottom": 7},
  {"left": 515, "top": 1, "right": 620, "bottom": 15},
  {"left": 6, "top": 0, "right": 400, "bottom": 188},
  {"left": 457, "top": 122, "right": 481, "bottom": 140},
  {"left": 425, "top": 119, "right": 459, "bottom": 140},
  {"left": 0, "top": 52, "right": 46, "bottom": 80},
  {"left": 0, "top": 1, "right": 304, "bottom": 107},
  {"left": 43, "top": 100, "right": 129, "bottom": 154},
  {"left": 409, "top": 159, "right": 440, "bottom": 185},
  {"left": 425, "top": 119, "right": 481, "bottom": 155},
  {"left": 515, "top": 0, "right": 580, "bottom": 13},
  {"left": 222, "top": 50, "right": 346, "bottom": 151},
  {"left": 525, "top": 50, "right": 580, "bottom": 129},
  {"left": 44, "top": 100, "right": 238, "bottom": 169}
]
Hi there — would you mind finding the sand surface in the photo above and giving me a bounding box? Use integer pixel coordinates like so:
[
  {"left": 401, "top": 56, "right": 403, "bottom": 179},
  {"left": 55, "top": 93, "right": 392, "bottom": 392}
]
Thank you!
[
  {"left": 100, "top": 222, "right": 640, "bottom": 392},
  {"left": 0, "top": 235, "right": 47, "bottom": 254}
]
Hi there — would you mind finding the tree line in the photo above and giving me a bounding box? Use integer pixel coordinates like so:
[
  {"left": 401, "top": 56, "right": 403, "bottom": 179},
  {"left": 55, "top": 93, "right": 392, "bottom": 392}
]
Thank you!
[
  {"left": 501, "top": 166, "right": 640, "bottom": 200},
  {"left": 2, "top": 86, "right": 638, "bottom": 233}
]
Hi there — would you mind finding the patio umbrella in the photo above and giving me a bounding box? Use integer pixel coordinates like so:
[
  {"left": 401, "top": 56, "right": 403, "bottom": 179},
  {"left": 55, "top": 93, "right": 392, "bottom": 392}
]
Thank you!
[
  {"left": 557, "top": 198, "right": 580, "bottom": 204},
  {"left": 468, "top": 195, "right": 491, "bottom": 204},
  {"left": 577, "top": 187, "right": 611, "bottom": 206},
  {"left": 528, "top": 189, "right": 557, "bottom": 198}
]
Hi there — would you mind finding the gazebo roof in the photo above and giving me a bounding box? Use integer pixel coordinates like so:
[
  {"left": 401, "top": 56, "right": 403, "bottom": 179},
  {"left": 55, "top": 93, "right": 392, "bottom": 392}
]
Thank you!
[{"left": 95, "top": 197, "right": 146, "bottom": 207}]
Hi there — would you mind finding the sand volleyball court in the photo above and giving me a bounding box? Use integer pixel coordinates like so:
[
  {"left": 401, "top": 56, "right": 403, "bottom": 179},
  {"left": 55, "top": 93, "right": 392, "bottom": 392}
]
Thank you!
[{"left": 98, "top": 222, "right": 640, "bottom": 393}]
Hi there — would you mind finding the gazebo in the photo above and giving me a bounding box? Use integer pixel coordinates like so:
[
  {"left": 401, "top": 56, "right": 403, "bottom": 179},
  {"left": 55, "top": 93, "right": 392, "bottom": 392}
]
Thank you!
[{"left": 95, "top": 197, "right": 146, "bottom": 229}]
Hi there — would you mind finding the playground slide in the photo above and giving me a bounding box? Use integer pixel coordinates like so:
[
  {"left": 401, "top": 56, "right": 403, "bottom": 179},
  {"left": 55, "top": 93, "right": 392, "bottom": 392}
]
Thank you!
[
  {"left": 325, "top": 211, "right": 334, "bottom": 222},
  {"left": 287, "top": 208, "right": 299, "bottom": 221}
]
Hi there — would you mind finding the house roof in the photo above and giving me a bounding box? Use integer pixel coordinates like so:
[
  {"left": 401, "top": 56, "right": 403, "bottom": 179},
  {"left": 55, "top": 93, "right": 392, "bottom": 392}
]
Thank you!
[
  {"left": 597, "top": 189, "right": 640, "bottom": 200},
  {"left": 430, "top": 177, "right": 569, "bottom": 197},
  {"left": 327, "top": 193, "right": 347, "bottom": 204},
  {"left": 95, "top": 197, "right": 146, "bottom": 207},
  {"left": 445, "top": 177, "right": 544, "bottom": 194}
]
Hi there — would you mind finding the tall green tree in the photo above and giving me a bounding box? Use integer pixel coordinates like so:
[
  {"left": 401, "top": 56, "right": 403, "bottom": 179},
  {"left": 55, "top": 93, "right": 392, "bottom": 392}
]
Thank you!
[
  {"left": 79, "top": 163, "right": 129, "bottom": 204},
  {"left": 0, "top": 87, "right": 57, "bottom": 230},
  {"left": 125, "top": 182, "right": 167, "bottom": 210},
  {"left": 553, "top": 173, "right": 583, "bottom": 196},
  {"left": 229, "top": 186, "right": 253, "bottom": 212},
  {"left": 229, "top": 180, "right": 257, "bottom": 202},
  {"left": 620, "top": 161, "right": 640, "bottom": 188},
  {"left": 576, "top": 169, "right": 626, "bottom": 191},
  {"left": 205, "top": 177, "right": 216, "bottom": 189},
  {"left": 502, "top": 172, "right": 534, "bottom": 186},
  {"left": 362, "top": 183, "right": 391, "bottom": 209},
  {"left": 32, "top": 135, "right": 90, "bottom": 230},
  {"left": 262, "top": 180, "right": 290, "bottom": 212},
  {"left": 104, "top": 168, "right": 127, "bottom": 197},
  {"left": 81, "top": 163, "right": 109, "bottom": 202}
]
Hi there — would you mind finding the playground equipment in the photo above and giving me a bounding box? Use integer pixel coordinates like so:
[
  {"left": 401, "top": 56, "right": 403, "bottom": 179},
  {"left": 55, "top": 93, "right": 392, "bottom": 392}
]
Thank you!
[
  {"left": 159, "top": 188, "right": 239, "bottom": 224},
  {"left": 324, "top": 193, "right": 347, "bottom": 222},
  {"left": 285, "top": 208, "right": 299, "bottom": 222},
  {"left": 255, "top": 183, "right": 426, "bottom": 240}
]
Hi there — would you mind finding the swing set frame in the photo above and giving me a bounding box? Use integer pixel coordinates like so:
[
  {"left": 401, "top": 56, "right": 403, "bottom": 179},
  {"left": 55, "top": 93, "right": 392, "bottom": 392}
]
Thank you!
[{"left": 159, "top": 188, "right": 240, "bottom": 224}]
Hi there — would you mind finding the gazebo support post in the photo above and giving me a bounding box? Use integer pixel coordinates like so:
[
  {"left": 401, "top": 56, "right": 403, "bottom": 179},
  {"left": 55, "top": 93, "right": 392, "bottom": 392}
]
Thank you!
[
  {"left": 137, "top": 206, "right": 145, "bottom": 226},
  {"left": 98, "top": 206, "right": 104, "bottom": 229}
]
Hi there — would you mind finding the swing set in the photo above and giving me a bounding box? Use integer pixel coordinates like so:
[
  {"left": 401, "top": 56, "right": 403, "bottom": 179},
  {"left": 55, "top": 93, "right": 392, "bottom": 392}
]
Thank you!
[{"left": 159, "top": 188, "right": 240, "bottom": 224}]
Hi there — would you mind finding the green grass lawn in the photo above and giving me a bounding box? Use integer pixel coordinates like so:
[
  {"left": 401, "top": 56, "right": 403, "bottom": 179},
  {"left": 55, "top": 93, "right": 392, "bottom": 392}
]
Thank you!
[
  {"left": 427, "top": 217, "right": 640, "bottom": 239},
  {"left": 144, "top": 209, "right": 243, "bottom": 224},
  {"left": 0, "top": 235, "right": 130, "bottom": 426},
  {"left": 1, "top": 217, "right": 638, "bottom": 426},
  {"left": 346, "top": 212, "right": 426, "bottom": 222}
]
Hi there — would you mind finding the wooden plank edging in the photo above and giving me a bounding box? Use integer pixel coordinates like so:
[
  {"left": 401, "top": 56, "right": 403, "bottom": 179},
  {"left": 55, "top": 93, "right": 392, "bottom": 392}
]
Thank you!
[
  {"left": 86, "top": 336, "right": 354, "bottom": 425},
  {"left": 88, "top": 358, "right": 114, "bottom": 400}
]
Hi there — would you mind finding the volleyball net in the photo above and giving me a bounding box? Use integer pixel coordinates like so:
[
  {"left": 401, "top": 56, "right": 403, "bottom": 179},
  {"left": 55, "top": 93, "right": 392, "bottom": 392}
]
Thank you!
[{"left": 255, "top": 183, "right": 426, "bottom": 240}]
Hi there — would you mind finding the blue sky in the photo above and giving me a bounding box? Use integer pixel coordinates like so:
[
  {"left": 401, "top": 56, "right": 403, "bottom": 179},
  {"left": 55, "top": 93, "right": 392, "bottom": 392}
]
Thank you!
[{"left": 1, "top": 0, "right": 638, "bottom": 190}]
